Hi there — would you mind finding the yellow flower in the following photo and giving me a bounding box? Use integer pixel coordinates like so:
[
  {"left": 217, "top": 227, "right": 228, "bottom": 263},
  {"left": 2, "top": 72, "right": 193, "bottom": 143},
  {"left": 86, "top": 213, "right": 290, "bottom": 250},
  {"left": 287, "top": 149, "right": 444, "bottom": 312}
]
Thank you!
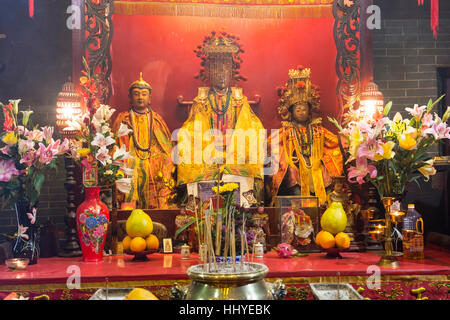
[
  {"left": 374, "top": 141, "right": 396, "bottom": 161},
  {"left": 2, "top": 132, "right": 17, "bottom": 145},
  {"left": 418, "top": 159, "right": 436, "bottom": 182},
  {"left": 2, "top": 132, "right": 16, "bottom": 145},
  {"left": 398, "top": 133, "right": 417, "bottom": 150},
  {"left": 348, "top": 127, "right": 363, "bottom": 161},
  {"left": 116, "top": 169, "right": 124, "bottom": 178},
  {"left": 212, "top": 183, "right": 239, "bottom": 194},
  {"left": 76, "top": 148, "right": 91, "bottom": 158}
]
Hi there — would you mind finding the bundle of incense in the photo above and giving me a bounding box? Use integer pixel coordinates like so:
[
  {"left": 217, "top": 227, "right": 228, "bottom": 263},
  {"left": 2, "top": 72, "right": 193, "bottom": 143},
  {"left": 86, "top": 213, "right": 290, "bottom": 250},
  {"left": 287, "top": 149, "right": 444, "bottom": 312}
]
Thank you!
[
  {"left": 245, "top": 231, "right": 250, "bottom": 266},
  {"left": 193, "top": 200, "right": 202, "bottom": 252},
  {"left": 215, "top": 165, "right": 222, "bottom": 257},
  {"left": 240, "top": 229, "right": 244, "bottom": 269},
  {"left": 251, "top": 240, "right": 255, "bottom": 263},
  {"left": 215, "top": 208, "right": 222, "bottom": 257},
  {"left": 231, "top": 219, "right": 236, "bottom": 271},
  {"left": 205, "top": 208, "right": 217, "bottom": 272},
  {"left": 223, "top": 207, "right": 230, "bottom": 266}
]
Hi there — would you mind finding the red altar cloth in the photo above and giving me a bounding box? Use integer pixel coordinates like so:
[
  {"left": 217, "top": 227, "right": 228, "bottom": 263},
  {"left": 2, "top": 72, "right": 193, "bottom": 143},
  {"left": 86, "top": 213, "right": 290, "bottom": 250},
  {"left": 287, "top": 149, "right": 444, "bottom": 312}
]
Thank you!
[{"left": 0, "top": 246, "right": 448, "bottom": 290}]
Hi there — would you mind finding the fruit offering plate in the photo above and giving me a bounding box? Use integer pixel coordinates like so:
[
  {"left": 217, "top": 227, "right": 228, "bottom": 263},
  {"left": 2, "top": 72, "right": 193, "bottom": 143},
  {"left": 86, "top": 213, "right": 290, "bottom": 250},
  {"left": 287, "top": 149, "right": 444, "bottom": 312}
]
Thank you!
[
  {"left": 124, "top": 249, "right": 159, "bottom": 262},
  {"left": 320, "top": 247, "right": 350, "bottom": 259}
]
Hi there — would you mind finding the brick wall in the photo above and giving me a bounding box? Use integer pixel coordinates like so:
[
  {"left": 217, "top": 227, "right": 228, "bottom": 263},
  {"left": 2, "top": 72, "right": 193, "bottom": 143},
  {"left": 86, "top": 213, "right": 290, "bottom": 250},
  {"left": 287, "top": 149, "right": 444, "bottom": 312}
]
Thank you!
[{"left": 373, "top": 1, "right": 450, "bottom": 115}]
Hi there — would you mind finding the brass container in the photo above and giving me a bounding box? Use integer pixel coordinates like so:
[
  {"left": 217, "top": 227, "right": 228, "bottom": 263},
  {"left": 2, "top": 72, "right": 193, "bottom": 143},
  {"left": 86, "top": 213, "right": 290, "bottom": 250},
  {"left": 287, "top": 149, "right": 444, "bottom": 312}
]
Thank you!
[{"left": 170, "top": 263, "right": 286, "bottom": 300}]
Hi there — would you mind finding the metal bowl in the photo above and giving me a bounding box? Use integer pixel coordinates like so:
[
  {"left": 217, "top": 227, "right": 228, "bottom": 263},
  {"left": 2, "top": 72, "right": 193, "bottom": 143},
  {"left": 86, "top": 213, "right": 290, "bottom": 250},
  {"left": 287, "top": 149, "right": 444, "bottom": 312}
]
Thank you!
[{"left": 5, "top": 258, "right": 30, "bottom": 271}]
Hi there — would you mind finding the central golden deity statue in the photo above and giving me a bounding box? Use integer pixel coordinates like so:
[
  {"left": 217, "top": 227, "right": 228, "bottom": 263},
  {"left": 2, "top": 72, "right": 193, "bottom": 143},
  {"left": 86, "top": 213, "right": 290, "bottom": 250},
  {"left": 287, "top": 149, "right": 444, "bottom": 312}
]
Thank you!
[
  {"left": 112, "top": 73, "right": 174, "bottom": 209},
  {"left": 175, "top": 31, "right": 265, "bottom": 206},
  {"left": 267, "top": 66, "right": 343, "bottom": 206}
]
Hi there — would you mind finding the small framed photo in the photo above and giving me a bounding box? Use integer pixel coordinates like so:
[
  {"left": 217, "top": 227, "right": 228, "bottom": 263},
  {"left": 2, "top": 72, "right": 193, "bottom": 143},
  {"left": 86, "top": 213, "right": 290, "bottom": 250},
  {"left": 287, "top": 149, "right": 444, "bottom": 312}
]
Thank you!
[
  {"left": 275, "top": 196, "right": 320, "bottom": 253},
  {"left": 163, "top": 238, "right": 173, "bottom": 253}
]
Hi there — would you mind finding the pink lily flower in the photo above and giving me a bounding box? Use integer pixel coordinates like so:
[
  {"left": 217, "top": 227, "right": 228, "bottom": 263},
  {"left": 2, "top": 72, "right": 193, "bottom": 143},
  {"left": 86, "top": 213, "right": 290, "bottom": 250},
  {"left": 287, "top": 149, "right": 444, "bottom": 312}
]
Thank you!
[
  {"left": 42, "top": 126, "right": 54, "bottom": 143},
  {"left": 19, "top": 150, "right": 37, "bottom": 167},
  {"left": 18, "top": 225, "right": 29, "bottom": 240},
  {"left": 347, "top": 157, "right": 378, "bottom": 184},
  {"left": 423, "top": 122, "right": 450, "bottom": 140},
  {"left": 95, "top": 147, "right": 111, "bottom": 166},
  {"left": 37, "top": 142, "right": 58, "bottom": 165},
  {"left": 27, "top": 208, "right": 37, "bottom": 224},
  {"left": 405, "top": 104, "right": 427, "bottom": 121},
  {"left": 356, "top": 137, "right": 384, "bottom": 160},
  {"left": 0, "top": 145, "right": 11, "bottom": 155},
  {"left": 58, "top": 138, "right": 70, "bottom": 154},
  {"left": 0, "top": 160, "right": 20, "bottom": 181},
  {"left": 25, "top": 129, "right": 44, "bottom": 142}
]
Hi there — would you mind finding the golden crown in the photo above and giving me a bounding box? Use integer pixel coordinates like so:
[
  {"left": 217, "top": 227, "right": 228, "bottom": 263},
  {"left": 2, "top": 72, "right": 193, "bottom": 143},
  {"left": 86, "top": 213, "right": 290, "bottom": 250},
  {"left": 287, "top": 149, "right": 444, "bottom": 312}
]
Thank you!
[
  {"left": 277, "top": 66, "right": 321, "bottom": 123},
  {"left": 288, "top": 67, "right": 311, "bottom": 80},
  {"left": 204, "top": 37, "right": 239, "bottom": 55},
  {"left": 129, "top": 72, "right": 152, "bottom": 92}
]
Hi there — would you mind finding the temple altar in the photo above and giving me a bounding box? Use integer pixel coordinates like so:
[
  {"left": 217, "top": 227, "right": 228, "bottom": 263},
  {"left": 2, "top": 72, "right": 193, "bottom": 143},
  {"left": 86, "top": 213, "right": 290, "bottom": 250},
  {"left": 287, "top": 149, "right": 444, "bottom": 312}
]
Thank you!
[{"left": 1, "top": 0, "right": 450, "bottom": 304}]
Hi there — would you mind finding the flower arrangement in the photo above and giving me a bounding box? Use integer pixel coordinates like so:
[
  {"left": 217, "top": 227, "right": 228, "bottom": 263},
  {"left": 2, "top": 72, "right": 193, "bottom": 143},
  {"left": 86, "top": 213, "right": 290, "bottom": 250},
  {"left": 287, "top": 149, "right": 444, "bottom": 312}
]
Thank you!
[
  {"left": 0, "top": 99, "right": 69, "bottom": 208},
  {"left": 65, "top": 59, "right": 133, "bottom": 191},
  {"left": 329, "top": 97, "right": 450, "bottom": 198}
]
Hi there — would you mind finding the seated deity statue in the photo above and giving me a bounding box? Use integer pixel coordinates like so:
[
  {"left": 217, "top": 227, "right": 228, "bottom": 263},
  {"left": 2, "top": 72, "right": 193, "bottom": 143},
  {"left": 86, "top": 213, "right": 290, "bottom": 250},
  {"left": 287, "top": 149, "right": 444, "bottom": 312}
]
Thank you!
[
  {"left": 112, "top": 73, "right": 174, "bottom": 209},
  {"left": 174, "top": 31, "right": 265, "bottom": 207},
  {"left": 267, "top": 66, "right": 344, "bottom": 206}
]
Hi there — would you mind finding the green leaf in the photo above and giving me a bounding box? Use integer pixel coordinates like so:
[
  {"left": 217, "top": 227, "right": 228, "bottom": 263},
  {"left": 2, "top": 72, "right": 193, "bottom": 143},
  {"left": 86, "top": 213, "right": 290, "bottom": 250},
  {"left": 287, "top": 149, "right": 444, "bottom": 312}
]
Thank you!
[
  {"left": 427, "top": 94, "right": 445, "bottom": 113},
  {"left": 239, "top": 169, "right": 249, "bottom": 176},
  {"left": 33, "top": 172, "right": 45, "bottom": 197},
  {"left": 174, "top": 218, "right": 196, "bottom": 239},
  {"left": 327, "top": 117, "right": 343, "bottom": 132},
  {"left": 383, "top": 101, "right": 393, "bottom": 116}
]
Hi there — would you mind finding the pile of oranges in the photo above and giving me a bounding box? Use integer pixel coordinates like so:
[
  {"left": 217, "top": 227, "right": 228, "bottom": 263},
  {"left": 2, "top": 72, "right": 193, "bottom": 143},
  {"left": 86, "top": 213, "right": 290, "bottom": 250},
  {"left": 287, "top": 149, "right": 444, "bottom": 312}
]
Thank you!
[
  {"left": 315, "top": 230, "right": 350, "bottom": 249},
  {"left": 123, "top": 234, "right": 159, "bottom": 252}
]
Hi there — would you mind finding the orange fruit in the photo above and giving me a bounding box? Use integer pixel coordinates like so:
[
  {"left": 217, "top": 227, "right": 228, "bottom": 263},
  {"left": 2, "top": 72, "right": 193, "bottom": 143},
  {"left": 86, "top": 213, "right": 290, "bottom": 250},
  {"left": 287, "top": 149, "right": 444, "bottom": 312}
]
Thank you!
[
  {"left": 317, "top": 231, "right": 335, "bottom": 249},
  {"left": 146, "top": 234, "right": 159, "bottom": 250},
  {"left": 335, "top": 232, "right": 351, "bottom": 249},
  {"left": 122, "top": 235, "right": 132, "bottom": 251},
  {"left": 130, "top": 237, "right": 147, "bottom": 252},
  {"left": 315, "top": 230, "right": 326, "bottom": 246}
]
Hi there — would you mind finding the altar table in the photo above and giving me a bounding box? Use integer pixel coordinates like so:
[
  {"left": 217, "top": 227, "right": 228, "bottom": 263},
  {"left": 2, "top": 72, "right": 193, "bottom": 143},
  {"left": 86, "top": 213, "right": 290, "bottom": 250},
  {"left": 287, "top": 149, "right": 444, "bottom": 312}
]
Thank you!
[{"left": 0, "top": 245, "right": 449, "bottom": 300}]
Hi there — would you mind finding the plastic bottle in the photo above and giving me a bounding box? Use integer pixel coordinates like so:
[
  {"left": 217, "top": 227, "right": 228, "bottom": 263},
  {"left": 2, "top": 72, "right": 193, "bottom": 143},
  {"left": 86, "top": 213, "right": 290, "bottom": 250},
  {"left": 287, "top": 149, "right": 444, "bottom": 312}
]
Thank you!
[{"left": 402, "top": 204, "right": 424, "bottom": 259}]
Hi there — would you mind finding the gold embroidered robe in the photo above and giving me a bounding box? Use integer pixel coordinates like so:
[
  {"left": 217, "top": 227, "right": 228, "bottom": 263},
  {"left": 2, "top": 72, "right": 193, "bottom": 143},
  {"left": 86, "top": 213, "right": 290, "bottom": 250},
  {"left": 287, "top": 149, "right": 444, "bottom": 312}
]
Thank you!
[
  {"left": 268, "top": 119, "right": 343, "bottom": 206},
  {"left": 112, "top": 109, "right": 174, "bottom": 209}
]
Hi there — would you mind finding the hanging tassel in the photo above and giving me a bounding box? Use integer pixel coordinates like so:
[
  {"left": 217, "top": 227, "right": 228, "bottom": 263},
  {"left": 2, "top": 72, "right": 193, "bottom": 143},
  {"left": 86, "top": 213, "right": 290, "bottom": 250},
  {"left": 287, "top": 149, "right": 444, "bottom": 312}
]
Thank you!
[
  {"left": 418, "top": 0, "right": 424, "bottom": 5},
  {"left": 29, "top": 0, "right": 34, "bottom": 18},
  {"left": 431, "top": 0, "right": 439, "bottom": 39}
]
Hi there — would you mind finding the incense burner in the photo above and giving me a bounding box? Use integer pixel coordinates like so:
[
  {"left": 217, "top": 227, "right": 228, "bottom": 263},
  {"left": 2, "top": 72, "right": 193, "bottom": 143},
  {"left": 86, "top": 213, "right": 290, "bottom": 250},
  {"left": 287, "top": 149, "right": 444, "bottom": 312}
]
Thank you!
[{"left": 169, "top": 262, "right": 286, "bottom": 300}]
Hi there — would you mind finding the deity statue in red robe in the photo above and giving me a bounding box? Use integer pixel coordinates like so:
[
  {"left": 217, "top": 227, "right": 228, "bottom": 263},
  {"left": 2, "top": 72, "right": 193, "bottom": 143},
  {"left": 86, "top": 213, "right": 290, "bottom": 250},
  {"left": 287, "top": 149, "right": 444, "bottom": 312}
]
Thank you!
[
  {"left": 267, "top": 67, "right": 343, "bottom": 206},
  {"left": 112, "top": 73, "right": 174, "bottom": 209}
]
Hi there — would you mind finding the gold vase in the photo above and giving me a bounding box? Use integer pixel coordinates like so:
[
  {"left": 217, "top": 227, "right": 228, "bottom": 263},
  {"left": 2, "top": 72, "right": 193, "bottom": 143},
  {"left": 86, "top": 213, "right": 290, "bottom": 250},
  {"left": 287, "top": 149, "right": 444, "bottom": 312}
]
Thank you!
[{"left": 377, "top": 197, "right": 403, "bottom": 268}]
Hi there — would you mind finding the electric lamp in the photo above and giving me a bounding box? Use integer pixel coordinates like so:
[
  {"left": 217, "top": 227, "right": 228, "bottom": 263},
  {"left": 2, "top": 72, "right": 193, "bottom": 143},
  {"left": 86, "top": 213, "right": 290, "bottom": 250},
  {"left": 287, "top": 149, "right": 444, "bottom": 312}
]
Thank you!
[
  {"left": 56, "top": 78, "right": 82, "bottom": 139},
  {"left": 56, "top": 77, "right": 82, "bottom": 258},
  {"left": 359, "top": 81, "right": 384, "bottom": 119}
]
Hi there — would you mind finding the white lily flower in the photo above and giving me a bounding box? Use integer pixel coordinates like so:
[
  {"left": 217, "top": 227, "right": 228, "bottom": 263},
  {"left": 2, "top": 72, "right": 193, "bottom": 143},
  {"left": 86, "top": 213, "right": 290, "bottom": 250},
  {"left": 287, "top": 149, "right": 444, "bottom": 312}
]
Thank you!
[
  {"left": 113, "top": 144, "right": 133, "bottom": 161},
  {"left": 117, "top": 123, "right": 133, "bottom": 137},
  {"left": 91, "top": 133, "right": 115, "bottom": 148},
  {"left": 116, "top": 178, "right": 132, "bottom": 194}
]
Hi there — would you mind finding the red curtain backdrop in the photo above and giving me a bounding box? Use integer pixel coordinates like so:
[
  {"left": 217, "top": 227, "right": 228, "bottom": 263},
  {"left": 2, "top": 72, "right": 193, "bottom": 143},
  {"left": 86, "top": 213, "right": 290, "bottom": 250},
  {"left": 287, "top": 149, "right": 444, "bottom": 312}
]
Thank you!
[{"left": 109, "top": 10, "right": 338, "bottom": 132}]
